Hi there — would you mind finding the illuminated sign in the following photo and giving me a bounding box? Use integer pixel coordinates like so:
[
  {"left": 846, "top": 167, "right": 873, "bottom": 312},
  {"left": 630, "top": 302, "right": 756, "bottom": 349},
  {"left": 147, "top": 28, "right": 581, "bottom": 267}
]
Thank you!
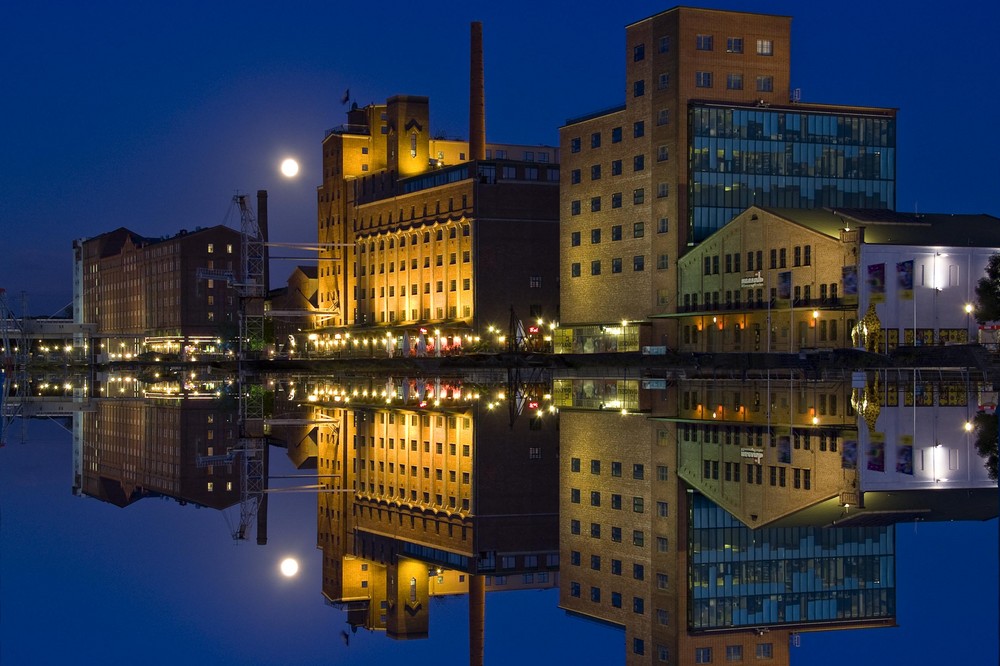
[
  {"left": 740, "top": 271, "right": 765, "bottom": 288},
  {"left": 740, "top": 447, "right": 764, "bottom": 461}
]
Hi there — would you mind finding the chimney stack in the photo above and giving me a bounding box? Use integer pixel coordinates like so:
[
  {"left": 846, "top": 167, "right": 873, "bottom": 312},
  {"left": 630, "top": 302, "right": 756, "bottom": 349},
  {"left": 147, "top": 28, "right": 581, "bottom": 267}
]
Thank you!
[{"left": 469, "top": 21, "right": 486, "bottom": 161}]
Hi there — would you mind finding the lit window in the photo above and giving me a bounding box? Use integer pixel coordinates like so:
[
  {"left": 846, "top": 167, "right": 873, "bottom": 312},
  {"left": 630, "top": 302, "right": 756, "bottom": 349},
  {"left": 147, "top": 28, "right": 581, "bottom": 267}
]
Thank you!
[
  {"left": 207, "top": 244, "right": 214, "bottom": 253},
  {"left": 757, "top": 39, "right": 774, "bottom": 56}
]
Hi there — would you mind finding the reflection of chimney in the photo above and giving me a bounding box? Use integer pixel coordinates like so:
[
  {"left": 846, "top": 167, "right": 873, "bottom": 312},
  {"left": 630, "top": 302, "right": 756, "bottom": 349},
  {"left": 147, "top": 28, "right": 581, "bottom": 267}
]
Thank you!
[
  {"left": 469, "top": 22, "right": 486, "bottom": 161},
  {"left": 469, "top": 574, "right": 485, "bottom": 666},
  {"left": 257, "top": 189, "right": 270, "bottom": 292}
]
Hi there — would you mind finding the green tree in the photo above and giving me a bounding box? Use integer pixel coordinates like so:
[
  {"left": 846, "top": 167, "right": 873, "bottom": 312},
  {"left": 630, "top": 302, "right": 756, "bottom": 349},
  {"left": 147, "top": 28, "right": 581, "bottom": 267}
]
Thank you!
[
  {"left": 973, "top": 253, "right": 1000, "bottom": 324},
  {"left": 973, "top": 412, "right": 998, "bottom": 481}
]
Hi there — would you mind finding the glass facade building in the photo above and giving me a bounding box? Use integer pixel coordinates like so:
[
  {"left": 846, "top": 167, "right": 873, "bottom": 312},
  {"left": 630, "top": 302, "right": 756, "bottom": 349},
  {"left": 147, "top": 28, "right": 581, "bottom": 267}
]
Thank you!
[
  {"left": 689, "top": 492, "right": 895, "bottom": 631},
  {"left": 689, "top": 104, "right": 896, "bottom": 243}
]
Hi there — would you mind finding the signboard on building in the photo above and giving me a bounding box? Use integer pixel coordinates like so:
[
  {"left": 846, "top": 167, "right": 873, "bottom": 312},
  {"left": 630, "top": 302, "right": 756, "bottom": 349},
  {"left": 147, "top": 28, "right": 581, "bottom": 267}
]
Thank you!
[{"left": 740, "top": 448, "right": 764, "bottom": 462}]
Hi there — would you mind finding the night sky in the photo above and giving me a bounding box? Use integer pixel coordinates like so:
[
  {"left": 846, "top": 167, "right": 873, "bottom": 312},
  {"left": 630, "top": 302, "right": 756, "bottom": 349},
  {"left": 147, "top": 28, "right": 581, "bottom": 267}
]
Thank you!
[
  {"left": 2, "top": 0, "right": 999, "bottom": 315},
  {"left": 1, "top": 1, "right": 998, "bottom": 663}
]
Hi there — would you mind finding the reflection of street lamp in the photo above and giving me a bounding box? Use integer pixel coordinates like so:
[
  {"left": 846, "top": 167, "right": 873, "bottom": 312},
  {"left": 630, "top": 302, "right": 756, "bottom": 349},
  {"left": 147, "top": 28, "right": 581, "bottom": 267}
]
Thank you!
[{"left": 965, "top": 303, "right": 974, "bottom": 342}]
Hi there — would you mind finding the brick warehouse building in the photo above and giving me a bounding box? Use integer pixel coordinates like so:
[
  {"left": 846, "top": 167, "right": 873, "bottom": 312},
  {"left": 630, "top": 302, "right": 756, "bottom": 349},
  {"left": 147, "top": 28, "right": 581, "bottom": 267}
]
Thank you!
[
  {"left": 314, "top": 24, "right": 560, "bottom": 354},
  {"left": 74, "top": 224, "right": 246, "bottom": 361},
  {"left": 557, "top": 6, "right": 896, "bottom": 354}
]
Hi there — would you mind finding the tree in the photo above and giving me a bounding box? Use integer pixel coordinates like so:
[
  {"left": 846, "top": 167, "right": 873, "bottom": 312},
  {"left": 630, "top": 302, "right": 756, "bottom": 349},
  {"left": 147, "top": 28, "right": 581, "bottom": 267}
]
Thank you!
[
  {"left": 973, "top": 412, "right": 998, "bottom": 481},
  {"left": 973, "top": 253, "right": 1000, "bottom": 324}
]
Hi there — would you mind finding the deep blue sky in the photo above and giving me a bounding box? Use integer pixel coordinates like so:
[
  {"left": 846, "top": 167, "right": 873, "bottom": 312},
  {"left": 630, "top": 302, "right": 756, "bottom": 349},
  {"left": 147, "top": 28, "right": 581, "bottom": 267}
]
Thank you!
[{"left": 2, "top": 0, "right": 998, "bottom": 315}]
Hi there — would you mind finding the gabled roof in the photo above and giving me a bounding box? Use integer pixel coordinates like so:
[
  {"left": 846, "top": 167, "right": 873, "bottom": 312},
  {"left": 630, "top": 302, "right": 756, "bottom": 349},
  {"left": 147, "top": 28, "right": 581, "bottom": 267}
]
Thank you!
[{"left": 762, "top": 207, "right": 1000, "bottom": 247}]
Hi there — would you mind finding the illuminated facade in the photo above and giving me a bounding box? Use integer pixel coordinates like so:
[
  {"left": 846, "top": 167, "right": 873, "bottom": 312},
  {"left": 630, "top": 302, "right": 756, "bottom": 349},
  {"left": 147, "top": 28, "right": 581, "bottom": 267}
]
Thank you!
[
  {"left": 557, "top": 6, "right": 897, "bottom": 353},
  {"left": 302, "top": 377, "right": 559, "bottom": 640},
  {"left": 75, "top": 225, "right": 245, "bottom": 360},
  {"left": 316, "top": 95, "right": 560, "bottom": 353},
  {"left": 671, "top": 207, "right": 1000, "bottom": 354}
]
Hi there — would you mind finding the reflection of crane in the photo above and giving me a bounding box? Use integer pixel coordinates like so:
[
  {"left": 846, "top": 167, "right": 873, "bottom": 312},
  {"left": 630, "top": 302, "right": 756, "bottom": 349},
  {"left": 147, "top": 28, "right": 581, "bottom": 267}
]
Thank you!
[{"left": 0, "top": 289, "right": 27, "bottom": 446}]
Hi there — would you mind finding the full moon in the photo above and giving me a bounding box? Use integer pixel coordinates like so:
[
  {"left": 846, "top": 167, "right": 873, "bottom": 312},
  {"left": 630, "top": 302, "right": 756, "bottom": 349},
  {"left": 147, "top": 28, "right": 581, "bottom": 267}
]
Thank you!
[
  {"left": 280, "top": 158, "right": 300, "bottom": 178},
  {"left": 280, "top": 557, "right": 299, "bottom": 577}
]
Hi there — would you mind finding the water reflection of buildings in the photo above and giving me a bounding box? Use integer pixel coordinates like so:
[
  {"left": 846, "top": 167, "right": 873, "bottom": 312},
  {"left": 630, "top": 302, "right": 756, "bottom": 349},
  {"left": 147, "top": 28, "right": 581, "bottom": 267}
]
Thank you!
[
  {"left": 74, "top": 375, "right": 242, "bottom": 510},
  {"left": 555, "top": 369, "right": 994, "bottom": 665},
  {"left": 280, "top": 376, "right": 560, "bottom": 644}
]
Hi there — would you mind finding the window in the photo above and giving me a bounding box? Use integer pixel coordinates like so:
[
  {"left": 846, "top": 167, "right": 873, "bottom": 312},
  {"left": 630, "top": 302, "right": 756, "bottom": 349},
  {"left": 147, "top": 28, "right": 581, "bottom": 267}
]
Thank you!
[
  {"left": 727, "top": 37, "right": 743, "bottom": 53},
  {"left": 633, "top": 80, "right": 645, "bottom": 97},
  {"left": 658, "top": 35, "right": 670, "bottom": 53},
  {"left": 727, "top": 73, "right": 743, "bottom": 90},
  {"left": 570, "top": 582, "right": 581, "bottom": 597},
  {"left": 591, "top": 229, "right": 601, "bottom": 244},
  {"left": 570, "top": 169, "right": 581, "bottom": 184},
  {"left": 657, "top": 145, "right": 669, "bottom": 161},
  {"left": 657, "top": 108, "right": 669, "bottom": 125},
  {"left": 657, "top": 254, "right": 669, "bottom": 269},
  {"left": 591, "top": 132, "right": 601, "bottom": 148},
  {"left": 611, "top": 526, "right": 622, "bottom": 542},
  {"left": 695, "top": 647, "right": 713, "bottom": 663},
  {"left": 571, "top": 263, "right": 581, "bottom": 278},
  {"left": 634, "top": 639, "right": 645, "bottom": 656},
  {"left": 634, "top": 155, "right": 645, "bottom": 171},
  {"left": 757, "top": 39, "right": 774, "bottom": 55},
  {"left": 611, "top": 592, "right": 622, "bottom": 608},
  {"left": 756, "top": 643, "right": 773, "bottom": 659},
  {"left": 633, "top": 597, "right": 645, "bottom": 614},
  {"left": 611, "top": 127, "right": 622, "bottom": 143},
  {"left": 612, "top": 192, "right": 622, "bottom": 208},
  {"left": 571, "top": 231, "right": 581, "bottom": 246},
  {"left": 570, "top": 457, "right": 581, "bottom": 472},
  {"left": 570, "top": 520, "right": 580, "bottom": 534},
  {"left": 804, "top": 245, "right": 812, "bottom": 265},
  {"left": 611, "top": 461, "right": 622, "bottom": 477},
  {"left": 611, "top": 494, "right": 622, "bottom": 510},
  {"left": 590, "top": 554, "right": 601, "bottom": 570},
  {"left": 633, "top": 464, "right": 644, "bottom": 479},
  {"left": 657, "top": 501, "right": 669, "bottom": 517},
  {"left": 696, "top": 34, "right": 713, "bottom": 50},
  {"left": 634, "top": 188, "right": 645, "bottom": 205},
  {"left": 570, "top": 488, "right": 580, "bottom": 503},
  {"left": 657, "top": 217, "right": 669, "bottom": 233},
  {"left": 657, "top": 182, "right": 669, "bottom": 198},
  {"left": 611, "top": 258, "right": 622, "bottom": 273},
  {"left": 633, "top": 121, "right": 645, "bottom": 138},
  {"left": 591, "top": 164, "right": 601, "bottom": 180},
  {"left": 570, "top": 138, "right": 581, "bottom": 153},
  {"left": 611, "top": 159, "right": 623, "bottom": 176},
  {"left": 657, "top": 73, "right": 669, "bottom": 90},
  {"left": 591, "top": 261, "right": 601, "bottom": 276},
  {"left": 725, "top": 645, "right": 743, "bottom": 661},
  {"left": 590, "top": 587, "right": 601, "bottom": 602},
  {"left": 591, "top": 459, "right": 601, "bottom": 474},
  {"left": 633, "top": 255, "right": 645, "bottom": 271},
  {"left": 611, "top": 224, "right": 622, "bottom": 241},
  {"left": 632, "top": 531, "right": 644, "bottom": 547},
  {"left": 591, "top": 197, "right": 601, "bottom": 212},
  {"left": 756, "top": 75, "right": 773, "bottom": 92},
  {"left": 633, "top": 44, "right": 645, "bottom": 61},
  {"left": 590, "top": 523, "right": 601, "bottom": 538},
  {"left": 696, "top": 71, "right": 713, "bottom": 88},
  {"left": 571, "top": 200, "right": 581, "bottom": 216},
  {"left": 634, "top": 222, "right": 645, "bottom": 238},
  {"left": 779, "top": 248, "right": 786, "bottom": 268}
]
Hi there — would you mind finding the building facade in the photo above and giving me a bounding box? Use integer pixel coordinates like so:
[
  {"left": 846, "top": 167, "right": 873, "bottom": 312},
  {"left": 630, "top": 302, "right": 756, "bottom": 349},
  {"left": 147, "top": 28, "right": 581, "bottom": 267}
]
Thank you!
[
  {"left": 315, "top": 93, "right": 560, "bottom": 354},
  {"left": 75, "top": 225, "right": 246, "bottom": 360},
  {"left": 557, "top": 6, "right": 896, "bottom": 353}
]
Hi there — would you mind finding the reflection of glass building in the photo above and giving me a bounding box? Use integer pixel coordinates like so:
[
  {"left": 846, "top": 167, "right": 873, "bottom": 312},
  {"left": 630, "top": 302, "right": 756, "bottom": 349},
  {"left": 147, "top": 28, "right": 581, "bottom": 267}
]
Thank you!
[
  {"left": 689, "top": 492, "right": 895, "bottom": 631},
  {"left": 690, "top": 103, "right": 895, "bottom": 243}
]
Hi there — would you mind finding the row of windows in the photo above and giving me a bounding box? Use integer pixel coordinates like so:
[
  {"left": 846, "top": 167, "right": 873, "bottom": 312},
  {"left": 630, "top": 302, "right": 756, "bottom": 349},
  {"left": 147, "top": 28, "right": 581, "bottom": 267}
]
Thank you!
[
  {"left": 681, "top": 282, "right": 840, "bottom": 311},
  {"left": 569, "top": 185, "right": 667, "bottom": 215},
  {"left": 568, "top": 122, "right": 646, "bottom": 153},
  {"left": 359, "top": 279, "right": 471, "bottom": 299},
  {"left": 569, "top": 489, "right": 669, "bottom": 515},
  {"left": 360, "top": 251, "right": 471, "bottom": 275},
  {"left": 571, "top": 254, "right": 671, "bottom": 277},
  {"left": 695, "top": 643, "right": 774, "bottom": 663},
  {"left": 568, "top": 458, "right": 662, "bottom": 479},
  {"left": 696, "top": 34, "right": 774, "bottom": 56},
  {"left": 695, "top": 71, "right": 773, "bottom": 91},
  {"left": 569, "top": 151, "right": 665, "bottom": 183},
  {"left": 704, "top": 461, "right": 813, "bottom": 490},
  {"left": 359, "top": 225, "right": 470, "bottom": 252},
  {"left": 701, "top": 246, "right": 812, "bottom": 275},
  {"left": 681, "top": 424, "right": 843, "bottom": 450}
]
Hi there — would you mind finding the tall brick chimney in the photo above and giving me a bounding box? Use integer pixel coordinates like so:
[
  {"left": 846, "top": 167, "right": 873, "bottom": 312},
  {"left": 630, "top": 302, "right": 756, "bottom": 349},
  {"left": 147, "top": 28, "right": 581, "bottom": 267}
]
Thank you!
[{"left": 469, "top": 21, "right": 486, "bottom": 161}]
